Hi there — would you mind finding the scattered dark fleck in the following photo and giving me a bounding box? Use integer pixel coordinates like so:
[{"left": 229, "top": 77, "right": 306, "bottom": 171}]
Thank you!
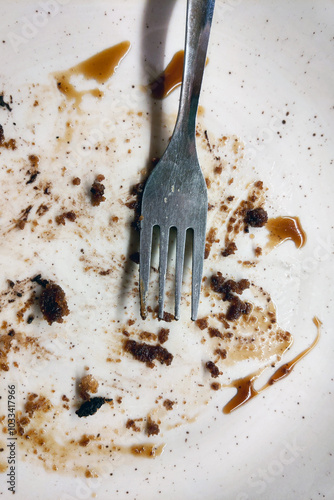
[
  {"left": 27, "top": 315, "right": 34, "bottom": 324},
  {"left": 55, "top": 211, "right": 76, "bottom": 225},
  {"left": 31, "top": 274, "right": 49, "bottom": 288},
  {"left": 163, "top": 399, "right": 175, "bottom": 410},
  {"left": 26, "top": 172, "right": 40, "bottom": 185},
  {"left": 75, "top": 397, "right": 112, "bottom": 418},
  {"left": 15, "top": 205, "right": 33, "bottom": 230},
  {"left": 210, "top": 273, "right": 250, "bottom": 301},
  {"left": 7, "top": 330, "right": 15, "bottom": 337}
]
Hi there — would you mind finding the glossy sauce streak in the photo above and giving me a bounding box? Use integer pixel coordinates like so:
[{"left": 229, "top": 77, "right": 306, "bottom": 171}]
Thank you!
[
  {"left": 55, "top": 41, "right": 131, "bottom": 107},
  {"left": 223, "top": 317, "right": 321, "bottom": 414},
  {"left": 266, "top": 216, "right": 307, "bottom": 249},
  {"left": 148, "top": 50, "right": 184, "bottom": 99}
]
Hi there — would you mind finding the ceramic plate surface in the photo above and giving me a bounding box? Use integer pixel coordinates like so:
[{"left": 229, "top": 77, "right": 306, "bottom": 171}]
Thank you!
[{"left": 0, "top": 1, "right": 333, "bottom": 499}]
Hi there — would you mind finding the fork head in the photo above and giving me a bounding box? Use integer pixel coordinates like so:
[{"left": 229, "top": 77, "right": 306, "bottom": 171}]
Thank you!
[{"left": 139, "top": 153, "right": 207, "bottom": 321}]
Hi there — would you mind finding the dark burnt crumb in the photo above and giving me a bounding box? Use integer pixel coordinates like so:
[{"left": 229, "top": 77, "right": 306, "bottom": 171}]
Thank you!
[
  {"left": 15, "top": 205, "right": 33, "bottom": 230},
  {"left": 146, "top": 417, "right": 160, "bottom": 436},
  {"left": 195, "top": 317, "right": 208, "bottom": 330},
  {"left": 26, "top": 171, "right": 40, "bottom": 185},
  {"left": 124, "top": 339, "right": 173, "bottom": 368},
  {"left": 0, "top": 95, "right": 12, "bottom": 112},
  {"left": 7, "top": 329, "right": 15, "bottom": 337},
  {"left": 122, "top": 329, "right": 130, "bottom": 337},
  {"left": 0, "top": 124, "right": 4, "bottom": 143},
  {"left": 210, "top": 272, "right": 250, "bottom": 301},
  {"left": 227, "top": 196, "right": 234, "bottom": 202},
  {"left": 129, "top": 252, "right": 140, "bottom": 264},
  {"left": 39, "top": 282, "right": 69, "bottom": 325},
  {"left": 214, "top": 348, "right": 227, "bottom": 359},
  {"left": 99, "top": 269, "right": 111, "bottom": 276},
  {"left": 75, "top": 397, "right": 112, "bottom": 418},
  {"left": 31, "top": 274, "right": 49, "bottom": 288},
  {"left": 211, "top": 382, "right": 221, "bottom": 391},
  {"left": 226, "top": 296, "right": 251, "bottom": 321},
  {"left": 62, "top": 395, "right": 70, "bottom": 402},
  {"left": 78, "top": 374, "right": 99, "bottom": 401},
  {"left": 72, "top": 177, "right": 81, "bottom": 186},
  {"left": 222, "top": 241, "right": 237, "bottom": 257},
  {"left": 7, "top": 279, "right": 15, "bottom": 288},
  {"left": 255, "top": 246, "right": 262, "bottom": 257},
  {"left": 208, "top": 327, "right": 223, "bottom": 339},
  {"left": 163, "top": 399, "right": 175, "bottom": 411},
  {"left": 27, "top": 315, "right": 34, "bottom": 324},
  {"left": 91, "top": 179, "right": 106, "bottom": 206},
  {"left": 214, "top": 165, "right": 223, "bottom": 174},
  {"left": 36, "top": 204, "right": 49, "bottom": 217},
  {"left": 244, "top": 207, "right": 268, "bottom": 229},
  {"left": 205, "top": 361, "right": 220, "bottom": 378},
  {"left": 126, "top": 419, "right": 141, "bottom": 432},
  {"left": 208, "top": 203, "right": 215, "bottom": 211},
  {"left": 158, "top": 328, "right": 169, "bottom": 344},
  {"left": 55, "top": 211, "right": 76, "bottom": 225}
]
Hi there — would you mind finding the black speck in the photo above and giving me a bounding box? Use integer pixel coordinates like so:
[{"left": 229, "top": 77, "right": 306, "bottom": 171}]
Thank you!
[{"left": 76, "top": 397, "right": 112, "bottom": 418}]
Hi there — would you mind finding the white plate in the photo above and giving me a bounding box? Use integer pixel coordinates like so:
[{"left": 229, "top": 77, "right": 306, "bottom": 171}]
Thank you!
[{"left": 0, "top": 1, "right": 333, "bottom": 499}]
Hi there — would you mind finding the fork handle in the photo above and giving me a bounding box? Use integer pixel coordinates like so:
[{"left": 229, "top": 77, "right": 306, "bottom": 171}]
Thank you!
[{"left": 173, "top": 0, "right": 215, "bottom": 148}]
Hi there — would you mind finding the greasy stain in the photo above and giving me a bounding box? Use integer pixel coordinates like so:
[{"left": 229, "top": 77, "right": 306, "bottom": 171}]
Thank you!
[
  {"left": 223, "top": 317, "right": 321, "bottom": 414},
  {"left": 266, "top": 216, "right": 307, "bottom": 249},
  {"left": 55, "top": 41, "right": 131, "bottom": 107}
]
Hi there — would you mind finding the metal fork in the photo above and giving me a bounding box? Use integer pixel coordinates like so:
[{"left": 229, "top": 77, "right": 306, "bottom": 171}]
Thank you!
[{"left": 140, "top": 0, "right": 215, "bottom": 321}]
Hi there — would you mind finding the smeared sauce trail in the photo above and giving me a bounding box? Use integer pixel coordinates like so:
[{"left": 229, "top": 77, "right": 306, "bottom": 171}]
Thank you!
[
  {"left": 55, "top": 41, "right": 130, "bottom": 107},
  {"left": 266, "top": 216, "right": 307, "bottom": 249},
  {"left": 223, "top": 317, "right": 321, "bottom": 414},
  {"left": 148, "top": 50, "right": 184, "bottom": 99},
  {"left": 114, "top": 443, "right": 165, "bottom": 458}
]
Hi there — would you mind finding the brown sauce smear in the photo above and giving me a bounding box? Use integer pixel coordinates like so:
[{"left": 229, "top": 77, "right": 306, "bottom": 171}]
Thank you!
[
  {"left": 148, "top": 50, "right": 184, "bottom": 99},
  {"left": 223, "top": 317, "right": 321, "bottom": 414},
  {"left": 55, "top": 41, "right": 131, "bottom": 106},
  {"left": 266, "top": 216, "right": 307, "bottom": 249},
  {"left": 113, "top": 443, "right": 165, "bottom": 458}
]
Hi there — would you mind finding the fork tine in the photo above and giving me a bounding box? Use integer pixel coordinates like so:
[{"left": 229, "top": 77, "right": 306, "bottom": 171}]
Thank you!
[
  {"left": 139, "top": 222, "right": 153, "bottom": 319},
  {"left": 191, "top": 227, "right": 206, "bottom": 321},
  {"left": 158, "top": 226, "right": 170, "bottom": 319},
  {"left": 174, "top": 228, "right": 186, "bottom": 320}
]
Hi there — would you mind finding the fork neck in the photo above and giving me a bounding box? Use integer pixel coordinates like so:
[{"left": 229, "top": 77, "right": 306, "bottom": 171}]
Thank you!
[{"left": 172, "top": 0, "right": 215, "bottom": 150}]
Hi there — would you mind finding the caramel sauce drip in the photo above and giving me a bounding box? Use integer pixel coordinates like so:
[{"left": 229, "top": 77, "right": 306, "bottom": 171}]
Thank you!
[
  {"left": 148, "top": 50, "right": 184, "bottom": 99},
  {"left": 266, "top": 216, "right": 307, "bottom": 249},
  {"left": 223, "top": 317, "right": 321, "bottom": 414},
  {"left": 55, "top": 41, "right": 131, "bottom": 106}
]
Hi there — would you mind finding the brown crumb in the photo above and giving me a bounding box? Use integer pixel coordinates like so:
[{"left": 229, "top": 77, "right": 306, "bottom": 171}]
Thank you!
[
  {"left": 214, "top": 348, "right": 227, "bottom": 359},
  {"left": 91, "top": 179, "right": 106, "bottom": 206},
  {"left": 163, "top": 399, "right": 175, "bottom": 411},
  {"left": 210, "top": 382, "right": 221, "bottom": 390},
  {"left": 208, "top": 327, "right": 223, "bottom": 339},
  {"left": 25, "top": 394, "right": 52, "bottom": 417},
  {"left": 39, "top": 282, "right": 69, "bottom": 325},
  {"left": 126, "top": 419, "right": 141, "bottom": 432},
  {"left": 15, "top": 205, "right": 33, "bottom": 230},
  {"left": 158, "top": 328, "right": 169, "bottom": 344},
  {"left": 226, "top": 296, "right": 252, "bottom": 321},
  {"left": 255, "top": 246, "right": 262, "bottom": 257},
  {"left": 221, "top": 241, "right": 237, "bottom": 257},
  {"left": 72, "top": 177, "right": 81, "bottom": 186},
  {"left": 124, "top": 339, "right": 173, "bottom": 368},
  {"left": 210, "top": 272, "right": 250, "bottom": 301},
  {"left": 244, "top": 207, "right": 268, "bottom": 229},
  {"left": 195, "top": 317, "right": 208, "bottom": 330},
  {"left": 205, "top": 361, "right": 220, "bottom": 378},
  {"left": 78, "top": 374, "right": 99, "bottom": 401},
  {"left": 146, "top": 417, "right": 160, "bottom": 436},
  {"left": 55, "top": 211, "right": 76, "bottom": 225}
]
